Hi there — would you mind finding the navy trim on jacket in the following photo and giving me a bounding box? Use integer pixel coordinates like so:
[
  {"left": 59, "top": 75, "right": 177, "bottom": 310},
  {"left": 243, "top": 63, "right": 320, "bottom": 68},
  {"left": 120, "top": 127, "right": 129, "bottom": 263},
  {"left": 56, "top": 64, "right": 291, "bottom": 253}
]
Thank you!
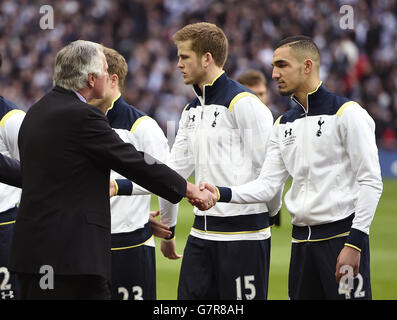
[
  {"left": 186, "top": 72, "right": 254, "bottom": 111},
  {"left": 106, "top": 96, "right": 147, "bottom": 130},
  {"left": 280, "top": 84, "right": 350, "bottom": 124}
]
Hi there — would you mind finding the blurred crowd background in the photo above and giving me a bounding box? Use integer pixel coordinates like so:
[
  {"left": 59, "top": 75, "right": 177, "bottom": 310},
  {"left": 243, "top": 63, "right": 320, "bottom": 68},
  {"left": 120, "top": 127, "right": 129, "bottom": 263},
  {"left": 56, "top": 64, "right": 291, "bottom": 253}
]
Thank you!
[{"left": 1, "top": 0, "right": 397, "bottom": 149}]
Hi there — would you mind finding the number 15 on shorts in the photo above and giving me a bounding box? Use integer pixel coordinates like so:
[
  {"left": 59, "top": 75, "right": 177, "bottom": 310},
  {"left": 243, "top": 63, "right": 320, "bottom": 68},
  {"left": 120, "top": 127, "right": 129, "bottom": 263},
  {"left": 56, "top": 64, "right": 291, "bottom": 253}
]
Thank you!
[{"left": 235, "top": 275, "right": 256, "bottom": 300}]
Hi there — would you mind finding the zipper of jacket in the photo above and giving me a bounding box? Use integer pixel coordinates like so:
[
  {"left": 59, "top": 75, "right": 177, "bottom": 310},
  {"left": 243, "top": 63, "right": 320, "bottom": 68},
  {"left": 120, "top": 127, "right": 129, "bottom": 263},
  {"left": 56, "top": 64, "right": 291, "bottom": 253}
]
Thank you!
[
  {"left": 293, "top": 96, "right": 310, "bottom": 236},
  {"left": 304, "top": 95, "right": 310, "bottom": 239},
  {"left": 201, "top": 85, "right": 206, "bottom": 120},
  {"left": 192, "top": 83, "right": 210, "bottom": 233}
]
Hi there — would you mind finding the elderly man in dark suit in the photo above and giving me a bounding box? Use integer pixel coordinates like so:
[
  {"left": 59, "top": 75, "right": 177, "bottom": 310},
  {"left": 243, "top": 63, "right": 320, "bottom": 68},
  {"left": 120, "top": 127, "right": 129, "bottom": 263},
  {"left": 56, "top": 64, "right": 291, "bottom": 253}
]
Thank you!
[{"left": 9, "top": 40, "right": 215, "bottom": 300}]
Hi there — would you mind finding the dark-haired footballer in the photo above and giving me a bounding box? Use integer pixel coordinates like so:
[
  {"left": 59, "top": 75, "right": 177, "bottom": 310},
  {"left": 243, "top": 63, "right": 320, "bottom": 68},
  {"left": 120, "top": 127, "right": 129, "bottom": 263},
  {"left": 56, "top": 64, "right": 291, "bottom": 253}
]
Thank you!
[{"left": 203, "top": 35, "right": 383, "bottom": 300}]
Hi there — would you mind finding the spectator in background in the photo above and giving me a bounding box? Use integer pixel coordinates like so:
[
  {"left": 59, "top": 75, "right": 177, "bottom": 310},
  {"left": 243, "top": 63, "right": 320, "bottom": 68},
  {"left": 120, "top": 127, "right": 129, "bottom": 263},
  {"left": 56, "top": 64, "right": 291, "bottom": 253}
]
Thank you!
[
  {"left": 236, "top": 68, "right": 284, "bottom": 121},
  {"left": 237, "top": 69, "right": 268, "bottom": 104},
  {"left": 0, "top": 0, "right": 396, "bottom": 148}
]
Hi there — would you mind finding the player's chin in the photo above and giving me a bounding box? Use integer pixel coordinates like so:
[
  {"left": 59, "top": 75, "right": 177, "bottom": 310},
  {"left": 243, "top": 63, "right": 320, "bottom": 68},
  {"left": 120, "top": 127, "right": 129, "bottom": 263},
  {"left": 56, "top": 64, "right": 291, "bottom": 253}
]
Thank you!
[
  {"left": 279, "top": 88, "right": 293, "bottom": 96},
  {"left": 183, "top": 78, "right": 193, "bottom": 85}
]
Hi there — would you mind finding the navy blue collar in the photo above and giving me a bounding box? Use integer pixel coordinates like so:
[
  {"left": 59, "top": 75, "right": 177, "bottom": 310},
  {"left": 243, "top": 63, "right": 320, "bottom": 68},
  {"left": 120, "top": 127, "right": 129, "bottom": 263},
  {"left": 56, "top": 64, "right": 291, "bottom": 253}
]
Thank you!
[
  {"left": 192, "top": 71, "right": 227, "bottom": 104},
  {"left": 291, "top": 82, "right": 332, "bottom": 111}
]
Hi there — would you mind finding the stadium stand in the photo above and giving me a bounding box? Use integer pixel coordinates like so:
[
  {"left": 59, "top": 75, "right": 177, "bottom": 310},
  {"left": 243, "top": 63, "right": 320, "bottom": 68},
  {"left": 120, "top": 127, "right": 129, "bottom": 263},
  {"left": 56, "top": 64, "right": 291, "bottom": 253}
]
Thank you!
[{"left": 0, "top": 0, "right": 396, "bottom": 150}]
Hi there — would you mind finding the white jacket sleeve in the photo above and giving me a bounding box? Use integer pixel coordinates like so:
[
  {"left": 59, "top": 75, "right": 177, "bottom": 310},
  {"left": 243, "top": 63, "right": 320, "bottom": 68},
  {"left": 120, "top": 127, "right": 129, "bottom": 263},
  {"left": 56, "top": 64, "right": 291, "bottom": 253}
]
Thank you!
[
  {"left": 227, "top": 121, "right": 290, "bottom": 205},
  {"left": 232, "top": 95, "right": 273, "bottom": 175},
  {"left": 0, "top": 110, "right": 25, "bottom": 160},
  {"left": 232, "top": 96, "right": 284, "bottom": 215},
  {"left": 167, "top": 110, "right": 195, "bottom": 179},
  {"left": 339, "top": 103, "right": 383, "bottom": 239},
  {"left": 132, "top": 118, "right": 180, "bottom": 230}
]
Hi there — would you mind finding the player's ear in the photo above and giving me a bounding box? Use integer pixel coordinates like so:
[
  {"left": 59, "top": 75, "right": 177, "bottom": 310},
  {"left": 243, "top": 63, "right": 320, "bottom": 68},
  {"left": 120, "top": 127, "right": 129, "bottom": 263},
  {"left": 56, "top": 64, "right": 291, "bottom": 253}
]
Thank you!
[
  {"left": 303, "top": 59, "right": 314, "bottom": 75},
  {"left": 110, "top": 74, "right": 119, "bottom": 88},
  {"left": 202, "top": 52, "right": 213, "bottom": 69}
]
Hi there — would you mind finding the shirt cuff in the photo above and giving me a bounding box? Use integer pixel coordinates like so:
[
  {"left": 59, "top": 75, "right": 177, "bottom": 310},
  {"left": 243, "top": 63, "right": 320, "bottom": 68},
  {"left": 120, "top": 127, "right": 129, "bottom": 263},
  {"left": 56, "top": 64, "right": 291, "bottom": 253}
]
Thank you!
[
  {"left": 164, "top": 226, "right": 176, "bottom": 241},
  {"left": 215, "top": 186, "right": 232, "bottom": 202},
  {"left": 345, "top": 228, "right": 368, "bottom": 252},
  {"left": 115, "top": 179, "right": 133, "bottom": 196}
]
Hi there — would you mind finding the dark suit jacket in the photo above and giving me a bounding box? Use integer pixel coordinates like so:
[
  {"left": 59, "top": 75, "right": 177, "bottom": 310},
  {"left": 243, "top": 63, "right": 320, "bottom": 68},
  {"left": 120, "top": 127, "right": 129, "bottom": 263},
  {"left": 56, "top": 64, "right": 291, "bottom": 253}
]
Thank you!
[
  {"left": 0, "top": 153, "right": 21, "bottom": 188},
  {"left": 9, "top": 86, "right": 186, "bottom": 280}
]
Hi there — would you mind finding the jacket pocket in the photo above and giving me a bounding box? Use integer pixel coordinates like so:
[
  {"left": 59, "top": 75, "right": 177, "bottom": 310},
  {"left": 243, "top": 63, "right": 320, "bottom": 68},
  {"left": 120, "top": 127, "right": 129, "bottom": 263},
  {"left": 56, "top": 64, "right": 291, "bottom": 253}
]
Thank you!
[{"left": 85, "top": 211, "right": 109, "bottom": 229}]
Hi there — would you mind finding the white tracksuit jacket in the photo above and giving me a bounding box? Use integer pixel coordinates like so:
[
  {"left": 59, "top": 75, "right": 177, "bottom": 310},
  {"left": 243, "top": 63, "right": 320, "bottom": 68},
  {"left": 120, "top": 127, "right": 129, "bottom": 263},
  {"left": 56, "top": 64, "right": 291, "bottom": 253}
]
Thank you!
[
  {"left": 107, "top": 95, "right": 178, "bottom": 247},
  {"left": 0, "top": 97, "right": 25, "bottom": 214},
  {"left": 218, "top": 82, "right": 383, "bottom": 251},
  {"left": 167, "top": 71, "right": 281, "bottom": 241}
]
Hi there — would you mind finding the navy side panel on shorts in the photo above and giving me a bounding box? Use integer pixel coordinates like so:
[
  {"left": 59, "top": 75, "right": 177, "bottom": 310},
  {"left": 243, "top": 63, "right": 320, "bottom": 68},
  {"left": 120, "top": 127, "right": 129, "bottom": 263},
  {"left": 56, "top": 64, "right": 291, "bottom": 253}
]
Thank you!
[
  {"left": 111, "top": 245, "right": 156, "bottom": 300},
  {"left": 178, "top": 236, "right": 270, "bottom": 300},
  {"left": 289, "top": 236, "right": 371, "bottom": 300},
  {"left": 0, "top": 207, "right": 19, "bottom": 300}
]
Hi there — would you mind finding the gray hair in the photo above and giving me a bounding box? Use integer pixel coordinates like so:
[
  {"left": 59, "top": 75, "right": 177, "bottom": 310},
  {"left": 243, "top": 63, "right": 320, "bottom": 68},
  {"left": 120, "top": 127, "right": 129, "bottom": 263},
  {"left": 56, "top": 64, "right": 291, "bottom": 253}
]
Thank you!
[{"left": 53, "top": 40, "right": 104, "bottom": 91}]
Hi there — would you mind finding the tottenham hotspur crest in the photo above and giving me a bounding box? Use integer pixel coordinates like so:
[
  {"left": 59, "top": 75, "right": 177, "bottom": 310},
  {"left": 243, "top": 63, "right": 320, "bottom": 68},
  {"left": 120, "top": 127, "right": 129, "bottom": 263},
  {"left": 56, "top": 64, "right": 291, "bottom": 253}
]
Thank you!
[
  {"left": 316, "top": 117, "right": 324, "bottom": 137},
  {"left": 212, "top": 110, "right": 220, "bottom": 127}
]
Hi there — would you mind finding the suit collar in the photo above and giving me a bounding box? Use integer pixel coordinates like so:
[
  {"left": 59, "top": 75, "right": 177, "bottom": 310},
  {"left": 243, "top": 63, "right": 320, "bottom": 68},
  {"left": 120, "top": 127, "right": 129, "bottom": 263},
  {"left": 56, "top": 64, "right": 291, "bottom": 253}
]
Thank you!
[
  {"left": 53, "top": 86, "right": 81, "bottom": 100},
  {"left": 73, "top": 90, "right": 87, "bottom": 103}
]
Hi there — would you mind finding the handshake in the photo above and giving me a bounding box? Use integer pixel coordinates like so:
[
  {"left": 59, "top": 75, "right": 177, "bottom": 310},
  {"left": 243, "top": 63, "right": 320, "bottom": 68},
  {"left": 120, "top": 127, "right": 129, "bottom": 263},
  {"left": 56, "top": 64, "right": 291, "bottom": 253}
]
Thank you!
[
  {"left": 186, "top": 182, "right": 218, "bottom": 211},
  {"left": 109, "top": 179, "right": 218, "bottom": 211}
]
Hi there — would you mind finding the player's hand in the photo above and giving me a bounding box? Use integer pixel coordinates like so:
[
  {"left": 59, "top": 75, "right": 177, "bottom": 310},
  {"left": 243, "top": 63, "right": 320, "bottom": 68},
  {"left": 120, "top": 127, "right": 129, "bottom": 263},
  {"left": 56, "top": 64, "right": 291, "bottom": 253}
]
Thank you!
[
  {"left": 161, "top": 239, "right": 182, "bottom": 260},
  {"left": 186, "top": 181, "right": 217, "bottom": 210},
  {"left": 196, "top": 181, "right": 218, "bottom": 209},
  {"left": 109, "top": 179, "right": 117, "bottom": 198},
  {"left": 335, "top": 245, "right": 361, "bottom": 283},
  {"left": 149, "top": 211, "right": 172, "bottom": 239},
  {"left": 199, "top": 181, "right": 218, "bottom": 194}
]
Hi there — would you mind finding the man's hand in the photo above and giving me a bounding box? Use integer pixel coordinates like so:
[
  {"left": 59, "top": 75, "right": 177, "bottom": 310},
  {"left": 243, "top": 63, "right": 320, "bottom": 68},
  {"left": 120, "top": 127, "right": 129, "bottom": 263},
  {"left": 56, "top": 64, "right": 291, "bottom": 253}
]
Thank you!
[
  {"left": 186, "top": 182, "right": 217, "bottom": 211},
  {"left": 161, "top": 239, "right": 182, "bottom": 260},
  {"left": 149, "top": 211, "right": 172, "bottom": 239},
  {"left": 193, "top": 181, "right": 218, "bottom": 209},
  {"left": 109, "top": 179, "right": 117, "bottom": 198},
  {"left": 199, "top": 181, "right": 218, "bottom": 194},
  {"left": 335, "top": 245, "right": 361, "bottom": 283}
]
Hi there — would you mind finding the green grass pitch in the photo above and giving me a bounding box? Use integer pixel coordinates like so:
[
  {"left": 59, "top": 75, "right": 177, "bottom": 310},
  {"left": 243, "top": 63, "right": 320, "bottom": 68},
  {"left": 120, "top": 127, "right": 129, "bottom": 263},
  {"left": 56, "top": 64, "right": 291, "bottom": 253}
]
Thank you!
[{"left": 151, "top": 178, "right": 397, "bottom": 300}]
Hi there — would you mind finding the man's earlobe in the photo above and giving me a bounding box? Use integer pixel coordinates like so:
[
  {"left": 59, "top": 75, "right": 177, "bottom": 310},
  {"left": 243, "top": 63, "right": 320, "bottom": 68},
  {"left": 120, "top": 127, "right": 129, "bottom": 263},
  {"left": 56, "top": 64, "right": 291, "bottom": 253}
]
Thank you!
[
  {"left": 87, "top": 74, "right": 95, "bottom": 88},
  {"left": 304, "top": 59, "right": 313, "bottom": 74},
  {"left": 111, "top": 74, "right": 119, "bottom": 87},
  {"left": 203, "top": 52, "right": 212, "bottom": 68}
]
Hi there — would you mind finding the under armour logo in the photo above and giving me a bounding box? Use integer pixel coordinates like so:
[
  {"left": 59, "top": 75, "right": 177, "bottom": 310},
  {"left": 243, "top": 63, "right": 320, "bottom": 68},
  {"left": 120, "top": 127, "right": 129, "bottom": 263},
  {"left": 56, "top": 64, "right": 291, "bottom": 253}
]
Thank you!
[
  {"left": 1, "top": 290, "right": 14, "bottom": 299},
  {"left": 285, "top": 128, "right": 292, "bottom": 137},
  {"left": 189, "top": 115, "right": 196, "bottom": 122},
  {"left": 212, "top": 111, "right": 220, "bottom": 127},
  {"left": 317, "top": 118, "right": 324, "bottom": 137}
]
